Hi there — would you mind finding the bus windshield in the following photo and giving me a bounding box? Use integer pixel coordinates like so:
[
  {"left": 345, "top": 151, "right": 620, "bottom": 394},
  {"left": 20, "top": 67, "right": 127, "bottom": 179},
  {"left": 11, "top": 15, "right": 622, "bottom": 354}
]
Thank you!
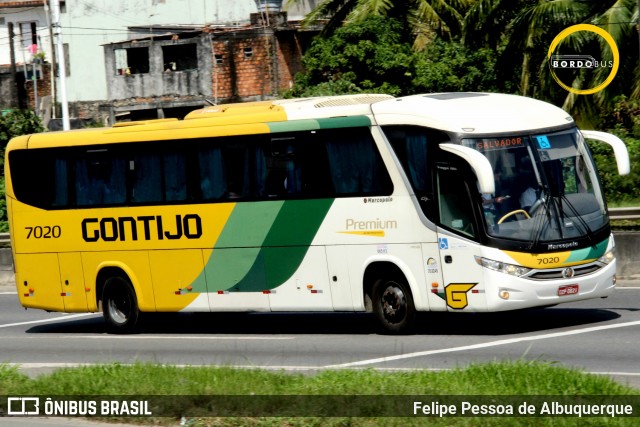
[{"left": 462, "top": 128, "right": 607, "bottom": 243}]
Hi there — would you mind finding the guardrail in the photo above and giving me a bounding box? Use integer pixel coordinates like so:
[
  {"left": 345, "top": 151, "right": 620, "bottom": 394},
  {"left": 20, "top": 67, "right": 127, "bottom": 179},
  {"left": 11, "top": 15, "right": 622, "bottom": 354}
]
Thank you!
[{"left": 609, "top": 207, "right": 640, "bottom": 220}]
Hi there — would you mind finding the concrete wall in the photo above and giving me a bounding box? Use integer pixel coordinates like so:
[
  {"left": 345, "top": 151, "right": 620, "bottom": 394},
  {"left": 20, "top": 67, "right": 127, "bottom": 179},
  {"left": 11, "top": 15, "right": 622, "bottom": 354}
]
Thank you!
[
  {"left": 1, "top": 233, "right": 638, "bottom": 289},
  {"left": 612, "top": 232, "right": 640, "bottom": 280},
  {"left": 0, "top": 0, "right": 272, "bottom": 104},
  {"left": 104, "top": 36, "right": 212, "bottom": 100}
]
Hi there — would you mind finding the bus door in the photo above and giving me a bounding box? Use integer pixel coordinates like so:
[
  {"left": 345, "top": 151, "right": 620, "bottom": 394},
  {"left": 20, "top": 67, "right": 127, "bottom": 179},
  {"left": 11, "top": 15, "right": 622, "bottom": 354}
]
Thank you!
[{"left": 435, "top": 163, "right": 487, "bottom": 312}]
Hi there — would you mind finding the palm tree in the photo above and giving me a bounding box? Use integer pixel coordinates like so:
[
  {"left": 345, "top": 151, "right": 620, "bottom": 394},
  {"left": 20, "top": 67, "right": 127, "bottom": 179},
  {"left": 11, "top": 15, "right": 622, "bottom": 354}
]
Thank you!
[
  {"left": 287, "top": 0, "right": 476, "bottom": 50},
  {"left": 464, "top": 0, "right": 639, "bottom": 116}
]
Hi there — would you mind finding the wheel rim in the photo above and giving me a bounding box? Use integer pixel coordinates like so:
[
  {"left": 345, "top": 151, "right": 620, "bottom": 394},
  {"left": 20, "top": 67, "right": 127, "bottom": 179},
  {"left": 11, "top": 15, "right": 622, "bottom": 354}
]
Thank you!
[
  {"left": 380, "top": 282, "right": 407, "bottom": 324},
  {"left": 107, "top": 288, "right": 131, "bottom": 325}
]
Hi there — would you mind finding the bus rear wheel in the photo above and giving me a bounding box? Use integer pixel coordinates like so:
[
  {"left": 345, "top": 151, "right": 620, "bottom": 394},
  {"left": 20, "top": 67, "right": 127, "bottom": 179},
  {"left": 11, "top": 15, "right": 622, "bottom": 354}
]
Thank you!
[
  {"left": 372, "top": 277, "right": 415, "bottom": 334},
  {"left": 102, "top": 275, "right": 139, "bottom": 334}
]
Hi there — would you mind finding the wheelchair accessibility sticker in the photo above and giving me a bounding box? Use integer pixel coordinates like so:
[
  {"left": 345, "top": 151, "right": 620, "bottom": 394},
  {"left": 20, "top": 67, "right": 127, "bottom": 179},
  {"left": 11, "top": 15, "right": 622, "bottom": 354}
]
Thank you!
[{"left": 439, "top": 238, "right": 448, "bottom": 250}]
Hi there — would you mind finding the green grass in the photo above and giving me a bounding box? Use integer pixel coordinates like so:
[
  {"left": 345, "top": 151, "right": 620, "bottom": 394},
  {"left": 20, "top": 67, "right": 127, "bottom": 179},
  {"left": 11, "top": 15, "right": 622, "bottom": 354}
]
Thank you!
[{"left": 1, "top": 361, "right": 638, "bottom": 426}]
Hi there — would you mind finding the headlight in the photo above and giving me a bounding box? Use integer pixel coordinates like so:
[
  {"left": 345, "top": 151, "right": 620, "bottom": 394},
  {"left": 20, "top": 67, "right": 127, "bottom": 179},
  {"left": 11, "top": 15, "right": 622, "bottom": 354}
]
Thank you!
[
  {"left": 597, "top": 250, "right": 615, "bottom": 265},
  {"left": 475, "top": 256, "right": 531, "bottom": 277}
]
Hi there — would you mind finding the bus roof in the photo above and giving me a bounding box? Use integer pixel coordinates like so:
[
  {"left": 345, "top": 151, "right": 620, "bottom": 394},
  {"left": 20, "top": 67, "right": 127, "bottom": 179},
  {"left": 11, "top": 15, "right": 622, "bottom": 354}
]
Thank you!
[
  {"left": 371, "top": 92, "right": 574, "bottom": 134},
  {"left": 8, "top": 93, "right": 573, "bottom": 150}
]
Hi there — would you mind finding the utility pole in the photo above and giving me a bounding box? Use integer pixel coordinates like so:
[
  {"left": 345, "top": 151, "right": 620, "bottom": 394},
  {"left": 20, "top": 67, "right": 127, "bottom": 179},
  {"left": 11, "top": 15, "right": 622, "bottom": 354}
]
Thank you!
[
  {"left": 51, "top": 0, "right": 70, "bottom": 130},
  {"left": 44, "top": 0, "right": 57, "bottom": 119},
  {"left": 8, "top": 23, "right": 19, "bottom": 108}
]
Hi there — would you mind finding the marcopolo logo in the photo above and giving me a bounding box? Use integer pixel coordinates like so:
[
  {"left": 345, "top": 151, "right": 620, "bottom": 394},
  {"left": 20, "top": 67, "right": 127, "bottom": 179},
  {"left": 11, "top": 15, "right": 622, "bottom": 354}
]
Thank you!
[{"left": 547, "top": 24, "right": 619, "bottom": 95}]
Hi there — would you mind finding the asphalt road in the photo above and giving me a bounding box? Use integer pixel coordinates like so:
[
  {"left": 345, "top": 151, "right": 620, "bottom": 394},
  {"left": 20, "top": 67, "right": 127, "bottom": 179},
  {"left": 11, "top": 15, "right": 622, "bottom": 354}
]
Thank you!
[
  {"left": 1, "top": 283, "right": 639, "bottom": 386},
  {"left": 1, "top": 283, "right": 639, "bottom": 426}
]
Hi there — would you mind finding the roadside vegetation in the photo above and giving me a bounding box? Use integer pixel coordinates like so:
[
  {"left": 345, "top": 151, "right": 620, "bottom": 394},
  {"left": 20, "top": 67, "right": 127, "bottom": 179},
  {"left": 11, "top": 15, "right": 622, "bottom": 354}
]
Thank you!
[
  {"left": 0, "top": 360, "right": 637, "bottom": 426},
  {"left": 0, "top": 109, "right": 45, "bottom": 232}
]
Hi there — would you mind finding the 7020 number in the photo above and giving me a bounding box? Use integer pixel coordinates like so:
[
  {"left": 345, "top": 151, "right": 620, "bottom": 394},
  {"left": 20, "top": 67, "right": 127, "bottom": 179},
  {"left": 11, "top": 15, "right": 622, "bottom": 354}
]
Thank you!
[{"left": 25, "top": 225, "right": 62, "bottom": 239}]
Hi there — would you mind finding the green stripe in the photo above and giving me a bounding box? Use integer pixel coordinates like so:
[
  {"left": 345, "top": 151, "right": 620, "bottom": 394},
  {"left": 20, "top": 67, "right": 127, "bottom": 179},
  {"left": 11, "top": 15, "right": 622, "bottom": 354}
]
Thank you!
[
  {"left": 216, "top": 202, "right": 284, "bottom": 247},
  {"left": 267, "top": 116, "right": 371, "bottom": 133},
  {"left": 261, "top": 199, "right": 334, "bottom": 288},
  {"left": 202, "top": 199, "right": 334, "bottom": 293},
  {"left": 316, "top": 116, "right": 371, "bottom": 129},
  {"left": 204, "top": 202, "right": 283, "bottom": 292},
  {"left": 566, "top": 238, "right": 608, "bottom": 263}
]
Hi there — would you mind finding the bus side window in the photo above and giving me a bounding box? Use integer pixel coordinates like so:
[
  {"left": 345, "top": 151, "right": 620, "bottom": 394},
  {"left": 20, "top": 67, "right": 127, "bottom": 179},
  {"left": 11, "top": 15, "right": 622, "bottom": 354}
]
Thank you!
[
  {"left": 75, "top": 154, "right": 126, "bottom": 206},
  {"left": 437, "top": 165, "right": 476, "bottom": 239},
  {"left": 129, "top": 148, "right": 189, "bottom": 204},
  {"left": 383, "top": 125, "right": 441, "bottom": 220},
  {"left": 324, "top": 128, "right": 392, "bottom": 196},
  {"left": 265, "top": 133, "right": 335, "bottom": 199},
  {"left": 8, "top": 150, "right": 69, "bottom": 209},
  {"left": 198, "top": 146, "right": 226, "bottom": 200},
  {"left": 221, "top": 141, "right": 267, "bottom": 199},
  {"left": 131, "top": 153, "right": 162, "bottom": 203},
  {"left": 51, "top": 158, "right": 69, "bottom": 207},
  {"left": 163, "top": 152, "right": 187, "bottom": 201}
]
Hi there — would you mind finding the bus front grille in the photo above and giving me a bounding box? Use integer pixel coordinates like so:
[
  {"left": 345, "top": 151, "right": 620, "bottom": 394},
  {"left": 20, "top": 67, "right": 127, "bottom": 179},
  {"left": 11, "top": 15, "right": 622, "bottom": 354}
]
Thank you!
[{"left": 527, "top": 263, "right": 602, "bottom": 280}]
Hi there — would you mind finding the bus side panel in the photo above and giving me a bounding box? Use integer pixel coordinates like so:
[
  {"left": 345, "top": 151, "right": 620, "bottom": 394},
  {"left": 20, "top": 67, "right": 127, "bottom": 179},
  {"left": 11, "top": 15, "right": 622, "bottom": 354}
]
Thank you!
[
  {"left": 345, "top": 244, "right": 430, "bottom": 312},
  {"left": 58, "top": 252, "right": 88, "bottom": 312},
  {"left": 326, "top": 246, "right": 355, "bottom": 310},
  {"left": 81, "top": 251, "right": 155, "bottom": 312},
  {"left": 14, "top": 253, "right": 64, "bottom": 311},
  {"left": 421, "top": 243, "right": 447, "bottom": 312},
  {"left": 437, "top": 233, "right": 488, "bottom": 312},
  {"left": 206, "top": 247, "right": 270, "bottom": 312},
  {"left": 148, "top": 249, "right": 209, "bottom": 312},
  {"left": 268, "top": 246, "right": 333, "bottom": 311}
]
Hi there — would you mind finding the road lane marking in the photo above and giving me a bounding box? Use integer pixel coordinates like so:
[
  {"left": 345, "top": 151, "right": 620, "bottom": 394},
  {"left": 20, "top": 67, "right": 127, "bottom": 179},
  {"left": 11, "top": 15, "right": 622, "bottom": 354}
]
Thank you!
[
  {"left": 0, "top": 313, "right": 98, "bottom": 329},
  {"left": 325, "top": 319, "right": 640, "bottom": 368},
  {"left": 60, "top": 335, "right": 294, "bottom": 340}
]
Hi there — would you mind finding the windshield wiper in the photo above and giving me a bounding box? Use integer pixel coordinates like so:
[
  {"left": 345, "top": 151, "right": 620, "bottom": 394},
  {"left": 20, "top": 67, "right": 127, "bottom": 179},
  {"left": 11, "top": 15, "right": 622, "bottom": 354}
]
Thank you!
[
  {"left": 529, "top": 192, "right": 551, "bottom": 250},
  {"left": 559, "top": 194, "right": 595, "bottom": 245}
]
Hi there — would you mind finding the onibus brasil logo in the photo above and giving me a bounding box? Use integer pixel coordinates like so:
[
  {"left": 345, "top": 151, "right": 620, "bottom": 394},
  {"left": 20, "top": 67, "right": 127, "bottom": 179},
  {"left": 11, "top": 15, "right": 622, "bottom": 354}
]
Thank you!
[{"left": 547, "top": 24, "right": 619, "bottom": 95}]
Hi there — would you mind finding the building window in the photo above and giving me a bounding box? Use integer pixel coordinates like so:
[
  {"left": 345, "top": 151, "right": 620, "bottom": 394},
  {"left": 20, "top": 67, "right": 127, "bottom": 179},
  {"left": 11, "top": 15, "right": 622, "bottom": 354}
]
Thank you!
[
  {"left": 63, "top": 43, "right": 70, "bottom": 77},
  {"left": 18, "top": 22, "right": 38, "bottom": 49},
  {"left": 214, "top": 54, "right": 223, "bottom": 65},
  {"left": 161, "top": 44, "right": 198, "bottom": 72},
  {"left": 114, "top": 47, "right": 150, "bottom": 75},
  {"left": 243, "top": 47, "right": 253, "bottom": 59}
]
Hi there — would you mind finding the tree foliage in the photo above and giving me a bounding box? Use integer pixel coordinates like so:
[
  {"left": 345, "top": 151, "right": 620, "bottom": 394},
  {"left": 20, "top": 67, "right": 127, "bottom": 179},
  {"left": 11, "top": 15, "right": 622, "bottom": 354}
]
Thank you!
[
  {"left": 590, "top": 97, "right": 640, "bottom": 204},
  {"left": 412, "top": 38, "right": 509, "bottom": 93},
  {"left": 289, "top": 17, "right": 415, "bottom": 97},
  {"left": 0, "top": 109, "right": 45, "bottom": 151},
  {"left": 288, "top": 0, "right": 475, "bottom": 49},
  {"left": 0, "top": 109, "right": 45, "bottom": 231},
  {"left": 288, "top": 17, "right": 503, "bottom": 97}
]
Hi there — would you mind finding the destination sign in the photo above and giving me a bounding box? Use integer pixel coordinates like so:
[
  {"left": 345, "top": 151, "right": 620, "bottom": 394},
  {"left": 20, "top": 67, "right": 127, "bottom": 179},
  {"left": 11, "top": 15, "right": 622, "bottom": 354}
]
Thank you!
[{"left": 473, "top": 137, "right": 525, "bottom": 151}]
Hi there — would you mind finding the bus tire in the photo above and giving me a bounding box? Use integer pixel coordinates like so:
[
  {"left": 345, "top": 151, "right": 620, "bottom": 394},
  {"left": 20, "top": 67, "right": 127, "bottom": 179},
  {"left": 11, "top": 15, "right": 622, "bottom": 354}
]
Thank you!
[
  {"left": 372, "top": 276, "right": 415, "bottom": 334},
  {"left": 102, "top": 275, "right": 139, "bottom": 334}
]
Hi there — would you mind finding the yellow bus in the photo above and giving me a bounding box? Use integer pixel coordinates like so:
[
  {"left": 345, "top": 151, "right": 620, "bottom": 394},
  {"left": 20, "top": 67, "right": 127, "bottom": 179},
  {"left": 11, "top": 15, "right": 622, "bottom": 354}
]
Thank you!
[{"left": 5, "top": 93, "right": 630, "bottom": 333}]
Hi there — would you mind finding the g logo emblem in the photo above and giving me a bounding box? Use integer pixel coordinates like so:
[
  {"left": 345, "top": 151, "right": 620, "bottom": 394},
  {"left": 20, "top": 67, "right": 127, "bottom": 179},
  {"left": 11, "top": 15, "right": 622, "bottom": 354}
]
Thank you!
[{"left": 445, "top": 283, "right": 476, "bottom": 310}]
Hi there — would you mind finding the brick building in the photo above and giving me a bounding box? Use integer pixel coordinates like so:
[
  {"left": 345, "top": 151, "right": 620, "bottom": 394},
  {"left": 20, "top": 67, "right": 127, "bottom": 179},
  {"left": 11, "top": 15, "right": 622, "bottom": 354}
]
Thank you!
[
  {"left": 101, "top": 12, "right": 317, "bottom": 124},
  {"left": 1, "top": 0, "right": 316, "bottom": 126}
]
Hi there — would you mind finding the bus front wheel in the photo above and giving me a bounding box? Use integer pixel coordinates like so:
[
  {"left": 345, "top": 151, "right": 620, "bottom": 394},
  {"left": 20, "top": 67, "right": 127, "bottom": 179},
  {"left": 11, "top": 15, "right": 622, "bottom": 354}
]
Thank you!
[
  {"left": 102, "top": 275, "right": 139, "bottom": 334},
  {"left": 372, "top": 277, "right": 415, "bottom": 334}
]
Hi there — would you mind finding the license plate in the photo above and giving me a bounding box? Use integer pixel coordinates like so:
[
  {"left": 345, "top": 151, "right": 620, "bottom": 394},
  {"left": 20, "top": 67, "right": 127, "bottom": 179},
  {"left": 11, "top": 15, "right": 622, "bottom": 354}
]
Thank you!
[{"left": 558, "top": 284, "right": 579, "bottom": 296}]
